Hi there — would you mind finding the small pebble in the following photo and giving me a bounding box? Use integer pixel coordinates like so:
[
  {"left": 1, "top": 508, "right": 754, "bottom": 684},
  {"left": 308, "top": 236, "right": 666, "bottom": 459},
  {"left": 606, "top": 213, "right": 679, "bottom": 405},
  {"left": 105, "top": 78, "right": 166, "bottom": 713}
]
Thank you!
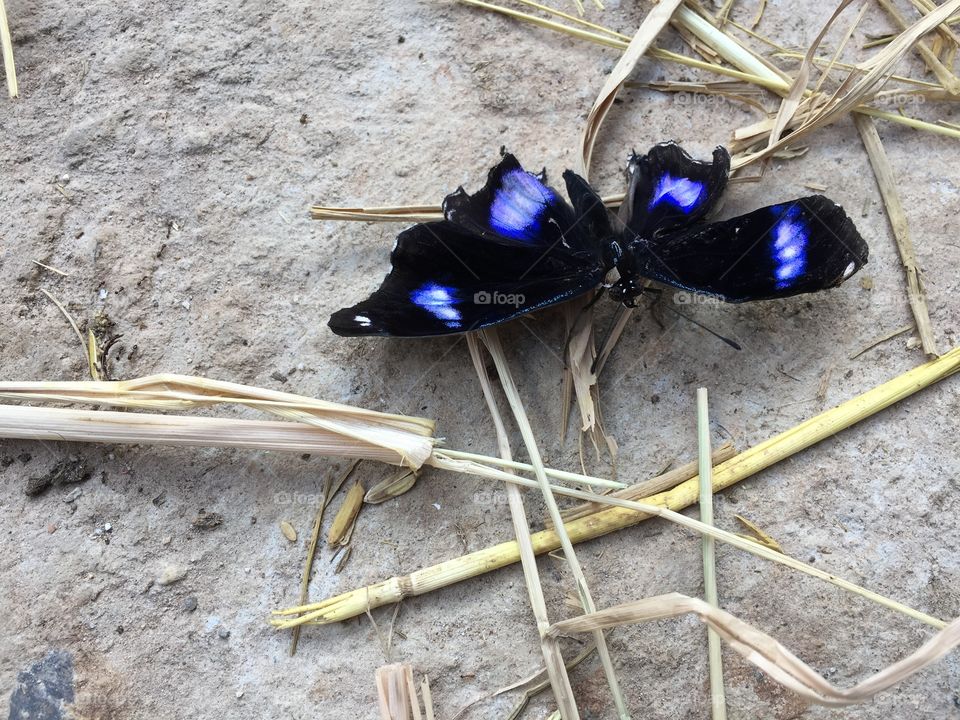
[
  {"left": 156, "top": 564, "right": 188, "bottom": 586},
  {"left": 182, "top": 596, "right": 198, "bottom": 613},
  {"left": 218, "top": 626, "right": 231, "bottom": 639},
  {"left": 63, "top": 487, "right": 83, "bottom": 503}
]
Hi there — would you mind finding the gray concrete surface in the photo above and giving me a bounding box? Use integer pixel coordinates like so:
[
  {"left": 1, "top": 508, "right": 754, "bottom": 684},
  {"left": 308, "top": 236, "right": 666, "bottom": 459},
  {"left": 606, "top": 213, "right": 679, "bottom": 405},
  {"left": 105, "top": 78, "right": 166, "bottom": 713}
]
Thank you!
[{"left": 1, "top": 0, "right": 958, "bottom": 718}]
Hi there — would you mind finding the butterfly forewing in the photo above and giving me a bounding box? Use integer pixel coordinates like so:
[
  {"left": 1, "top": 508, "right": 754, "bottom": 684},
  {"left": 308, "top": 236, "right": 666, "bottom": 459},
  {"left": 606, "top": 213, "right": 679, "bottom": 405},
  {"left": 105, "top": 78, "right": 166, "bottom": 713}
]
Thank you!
[{"left": 631, "top": 195, "right": 868, "bottom": 302}]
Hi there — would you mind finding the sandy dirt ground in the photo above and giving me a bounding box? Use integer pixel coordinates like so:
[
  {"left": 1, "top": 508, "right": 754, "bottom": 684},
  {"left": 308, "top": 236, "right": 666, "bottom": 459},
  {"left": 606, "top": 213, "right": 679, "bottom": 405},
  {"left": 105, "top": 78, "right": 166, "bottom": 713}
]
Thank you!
[{"left": 1, "top": 0, "right": 959, "bottom": 718}]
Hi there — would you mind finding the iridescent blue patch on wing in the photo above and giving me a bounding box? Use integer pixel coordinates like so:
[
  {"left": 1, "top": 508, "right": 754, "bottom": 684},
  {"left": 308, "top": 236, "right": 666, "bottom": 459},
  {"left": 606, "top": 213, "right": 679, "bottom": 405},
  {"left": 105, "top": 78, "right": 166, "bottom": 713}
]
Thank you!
[
  {"left": 648, "top": 173, "right": 705, "bottom": 213},
  {"left": 410, "top": 282, "right": 461, "bottom": 328},
  {"left": 770, "top": 204, "right": 808, "bottom": 288},
  {"left": 490, "top": 169, "right": 556, "bottom": 241}
]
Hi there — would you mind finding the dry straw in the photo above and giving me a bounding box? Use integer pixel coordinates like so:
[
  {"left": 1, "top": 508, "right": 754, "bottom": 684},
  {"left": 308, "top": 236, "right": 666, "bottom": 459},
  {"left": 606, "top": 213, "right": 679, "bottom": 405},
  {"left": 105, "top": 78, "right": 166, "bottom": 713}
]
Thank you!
[
  {"left": 0, "top": 0, "right": 16, "bottom": 98},
  {"left": 544, "top": 593, "right": 960, "bottom": 708},
  {"left": 466, "top": 334, "right": 583, "bottom": 720},
  {"left": 272, "top": 345, "right": 960, "bottom": 628}
]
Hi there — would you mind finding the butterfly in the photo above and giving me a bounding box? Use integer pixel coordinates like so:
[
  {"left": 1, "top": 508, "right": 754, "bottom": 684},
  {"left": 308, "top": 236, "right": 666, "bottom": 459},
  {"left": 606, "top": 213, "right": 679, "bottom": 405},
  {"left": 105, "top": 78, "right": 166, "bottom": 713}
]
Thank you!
[{"left": 328, "top": 142, "right": 868, "bottom": 337}]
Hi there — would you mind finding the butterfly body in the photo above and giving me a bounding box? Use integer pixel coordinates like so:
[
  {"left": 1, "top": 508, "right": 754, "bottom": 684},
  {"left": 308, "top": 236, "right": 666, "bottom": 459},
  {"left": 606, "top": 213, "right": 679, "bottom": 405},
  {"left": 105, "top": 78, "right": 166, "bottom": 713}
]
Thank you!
[{"left": 328, "top": 143, "right": 868, "bottom": 337}]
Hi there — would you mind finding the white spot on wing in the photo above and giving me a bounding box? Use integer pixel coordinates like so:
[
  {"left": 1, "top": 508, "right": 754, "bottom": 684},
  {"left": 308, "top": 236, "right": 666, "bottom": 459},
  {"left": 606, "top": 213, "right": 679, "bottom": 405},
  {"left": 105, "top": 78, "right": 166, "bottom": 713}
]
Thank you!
[
  {"left": 354, "top": 315, "right": 371, "bottom": 327},
  {"left": 842, "top": 261, "right": 856, "bottom": 280}
]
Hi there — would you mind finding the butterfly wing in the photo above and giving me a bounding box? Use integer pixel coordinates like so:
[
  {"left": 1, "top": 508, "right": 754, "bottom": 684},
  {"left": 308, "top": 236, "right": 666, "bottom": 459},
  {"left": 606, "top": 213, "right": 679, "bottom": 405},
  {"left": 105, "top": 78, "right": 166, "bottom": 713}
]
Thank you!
[
  {"left": 329, "top": 155, "right": 608, "bottom": 337},
  {"left": 619, "top": 142, "right": 731, "bottom": 238},
  {"left": 328, "top": 222, "right": 605, "bottom": 336},
  {"left": 630, "top": 195, "right": 868, "bottom": 302}
]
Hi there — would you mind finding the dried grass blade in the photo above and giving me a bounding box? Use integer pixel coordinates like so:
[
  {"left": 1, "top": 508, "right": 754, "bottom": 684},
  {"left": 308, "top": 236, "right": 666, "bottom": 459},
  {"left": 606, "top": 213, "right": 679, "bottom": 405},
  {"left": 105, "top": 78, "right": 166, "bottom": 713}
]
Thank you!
[
  {"left": 376, "top": 664, "right": 419, "bottom": 720},
  {"left": 0, "top": 373, "right": 436, "bottom": 468},
  {"left": 459, "top": 0, "right": 628, "bottom": 51},
  {"left": 289, "top": 467, "right": 339, "bottom": 655},
  {"left": 768, "top": 0, "right": 855, "bottom": 147},
  {"left": 697, "top": 389, "right": 726, "bottom": 719},
  {"left": 556, "top": 443, "right": 736, "bottom": 524},
  {"left": 908, "top": 0, "right": 960, "bottom": 47},
  {"left": 38, "top": 289, "right": 88, "bottom": 376},
  {"left": 877, "top": 0, "right": 960, "bottom": 94},
  {"left": 480, "top": 327, "right": 629, "bottom": 719},
  {"left": 466, "top": 334, "right": 580, "bottom": 720},
  {"left": 0, "top": 0, "right": 17, "bottom": 98},
  {"left": 674, "top": 5, "right": 791, "bottom": 92},
  {"left": 853, "top": 114, "right": 938, "bottom": 357},
  {"left": 311, "top": 205, "right": 443, "bottom": 222},
  {"left": 579, "top": 0, "right": 684, "bottom": 176},
  {"left": 734, "top": 0, "right": 960, "bottom": 168},
  {"left": 545, "top": 593, "right": 960, "bottom": 707},
  {"left": 0, "top": 404, "right": 418, "bottom": 466}
]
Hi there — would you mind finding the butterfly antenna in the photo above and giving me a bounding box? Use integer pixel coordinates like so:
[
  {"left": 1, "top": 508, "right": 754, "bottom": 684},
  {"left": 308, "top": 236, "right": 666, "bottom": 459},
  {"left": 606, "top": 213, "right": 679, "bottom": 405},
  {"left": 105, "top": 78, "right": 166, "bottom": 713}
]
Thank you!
[{"left": 664, "top": 303, "right": 742, "bottom": 351}]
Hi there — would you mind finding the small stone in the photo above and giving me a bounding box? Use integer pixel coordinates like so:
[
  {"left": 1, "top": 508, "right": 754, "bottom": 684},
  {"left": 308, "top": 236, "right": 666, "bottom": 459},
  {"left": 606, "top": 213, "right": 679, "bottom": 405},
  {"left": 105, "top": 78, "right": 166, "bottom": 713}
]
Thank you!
[
  {"left": 47, "top": 523, "right": 58, "bottom": 534},
  {"left": 192, "top": 509, "right": 223, "bottom": 530},
  {"left": 279, "top": 521, "right": 297, "bottom": 542},
  {"left": 161, "top": 535, "right": 172, "bottom": 546},
  {"left": 103, "top": 523, "right": 112, "bottom": 533},
  {"left": 181, "top": 596, "right": 198, "bottom": 613},
  {"left": 156, "top": 564, "right": 188, "bottom": 586},
  {"left": 236, "top": 689, "right": 244, "bottom": 699},
  {"left": 63, "top": 487, "right": 83, "bottom": 503},
  {"left": 217, "top": 626, "right": 231, "bottom": 639}
]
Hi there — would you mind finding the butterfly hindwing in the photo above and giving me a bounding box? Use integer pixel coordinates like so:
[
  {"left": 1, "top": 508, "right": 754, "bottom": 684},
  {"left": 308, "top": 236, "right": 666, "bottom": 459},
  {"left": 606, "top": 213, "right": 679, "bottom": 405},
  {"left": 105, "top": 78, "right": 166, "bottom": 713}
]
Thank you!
[
  {"left": 619, "top": 142, "right": 731, "bottom": 239},
  {"left": 328, "top": 221, "right": 606, "bottom": 337},
  {"left": 632, "top": 195, "right": 868, "bottom": 302}
]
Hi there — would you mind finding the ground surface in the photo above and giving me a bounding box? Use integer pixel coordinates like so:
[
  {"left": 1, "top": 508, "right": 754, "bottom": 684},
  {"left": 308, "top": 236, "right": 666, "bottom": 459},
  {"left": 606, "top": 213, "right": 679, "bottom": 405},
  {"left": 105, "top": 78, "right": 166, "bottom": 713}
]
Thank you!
[{"left": 1, "top": 0, "right": 959, "bottom": 718}]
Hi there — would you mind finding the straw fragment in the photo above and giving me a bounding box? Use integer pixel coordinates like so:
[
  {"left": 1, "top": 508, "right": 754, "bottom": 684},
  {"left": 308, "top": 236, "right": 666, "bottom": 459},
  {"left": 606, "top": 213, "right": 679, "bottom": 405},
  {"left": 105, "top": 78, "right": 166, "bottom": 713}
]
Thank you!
[
  {"left": 697, "top": 389, "right": 726, "bottom": 720},
  {"left": 545, "top": 593, "right": 960, "bottom": 707},
  {"left": 481, "top": 327, "right": 629, "bottom": 720},
  {"left": 328, "top": 481, "right": 365, "bottom": 546},
  {"left": 376, "top": 664, "right": 422, "bottom": 720},
  {"left": 0, "top": 0, "right": 17, "bottom": 98},
  {"left": 578, "top": 0, "right": 683, "bottom": 176},
  {"left": 466, "top": 334, "right": 581, "bottom": 720},
  {"left": 853, "top": 114, "right": 938, "bottom": 357}
]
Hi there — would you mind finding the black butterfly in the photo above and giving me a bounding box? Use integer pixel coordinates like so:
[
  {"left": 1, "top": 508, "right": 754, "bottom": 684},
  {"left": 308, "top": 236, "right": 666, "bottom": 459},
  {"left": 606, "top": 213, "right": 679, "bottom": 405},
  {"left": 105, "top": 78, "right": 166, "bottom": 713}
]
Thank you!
[{"left": 329, "top": 142, "right": 868, "bottom": 337}]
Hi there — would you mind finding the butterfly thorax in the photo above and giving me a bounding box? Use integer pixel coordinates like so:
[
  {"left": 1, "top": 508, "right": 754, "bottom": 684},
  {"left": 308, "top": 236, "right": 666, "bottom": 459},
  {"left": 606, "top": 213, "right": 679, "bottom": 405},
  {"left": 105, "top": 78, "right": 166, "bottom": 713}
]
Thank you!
[{"left": 602, "top": 236, "right": 646, "bottom": 306}]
